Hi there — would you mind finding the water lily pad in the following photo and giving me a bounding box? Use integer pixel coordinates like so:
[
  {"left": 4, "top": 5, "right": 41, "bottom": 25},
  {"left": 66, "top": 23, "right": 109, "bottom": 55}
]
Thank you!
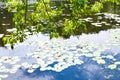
[
  {"left": 0, "top": 34, "right": 4, "bottom": 38},
  {"left": 108, "top": 64, "right": 117, "bottom": 70}
]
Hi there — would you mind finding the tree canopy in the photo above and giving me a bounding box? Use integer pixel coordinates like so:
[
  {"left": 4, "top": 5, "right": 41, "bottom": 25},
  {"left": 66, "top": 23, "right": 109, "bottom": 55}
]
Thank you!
[{"left": 2, "top": 0, "right": 120, "bottom": 47}]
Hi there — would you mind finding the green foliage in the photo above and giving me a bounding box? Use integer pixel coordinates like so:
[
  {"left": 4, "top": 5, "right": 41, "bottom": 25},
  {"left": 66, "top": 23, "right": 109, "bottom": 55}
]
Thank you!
[
  {"left": 69, "top": 0, "right": 88, "bottom": 17},
  {"left": 100, "top": 0, "right": 120, "bottom": 5},
  {"left": 2, "top": 0, "right": 120, "bottom": 46},
  {"left": 62, "top": 19, "right": 74, "bottom": 36},
  {"left": 62, "top": 19, "right": 86, "bottom": 36},
  {"left": 44, "top": 0, "right": 50, "bottom": 3},
  {"left": 50, "top": 32, "right": 59, "bottom": 39},
  {"left": 91, "top": 1, "right": 103, "bottom": 12}
]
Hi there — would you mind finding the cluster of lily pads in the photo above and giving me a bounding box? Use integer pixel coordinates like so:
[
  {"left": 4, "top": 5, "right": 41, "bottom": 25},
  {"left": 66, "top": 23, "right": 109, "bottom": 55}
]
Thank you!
[
  {"left": 0, "top": 29, "right": 120, "bottom": 79},
  {"left": 81, "top": 12, "right": 120, "bottom": 27}
]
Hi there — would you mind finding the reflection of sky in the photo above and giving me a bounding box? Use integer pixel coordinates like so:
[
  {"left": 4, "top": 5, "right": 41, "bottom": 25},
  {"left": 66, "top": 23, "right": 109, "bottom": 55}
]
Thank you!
[
  {"left": 0, "top": 29, "right": 120, "bottom": 80},
  {"left": 3, "top": 69, "right": 55, "bottom": 80},
  {"left": 3, "top": 64, "right": 106, "bottom": 80},
  {"left": 3, "top": 63, "right": 119, "bottom": 80},
  {"left": 70, "top": 30, "right": 110, "bottom": 44},
  {"left": 87, "top": 31, "right": 109, "bottom": 43}
]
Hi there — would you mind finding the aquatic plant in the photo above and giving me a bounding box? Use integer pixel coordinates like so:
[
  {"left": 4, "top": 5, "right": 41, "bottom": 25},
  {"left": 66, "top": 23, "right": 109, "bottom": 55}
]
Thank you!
[
  {"left": 2, "top": 0, "right": 120, "bottom": 46},
  {"left": 0, "top": 28, "right": 120, "bottom": 79}
]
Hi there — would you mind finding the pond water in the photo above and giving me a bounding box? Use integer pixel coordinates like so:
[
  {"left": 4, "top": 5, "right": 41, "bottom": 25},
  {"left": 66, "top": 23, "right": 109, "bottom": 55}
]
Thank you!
[
  {"left": 0, "top": 28, "right": 120, "bottom": 80},
  {"left": 0, "top": 8, "right": 13, "bottom": 46},
  {"left": 0, "top": 1, "right": 120, "bottom": 80}
]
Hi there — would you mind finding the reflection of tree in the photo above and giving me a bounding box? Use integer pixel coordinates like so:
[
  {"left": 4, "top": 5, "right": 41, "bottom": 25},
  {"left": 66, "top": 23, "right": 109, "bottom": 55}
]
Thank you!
[
  {"left": 0, "top": 8, "right": 14, "bottom": 46},
  {"left": 2, "top": 0, "right": 120, "bottom": 47}
]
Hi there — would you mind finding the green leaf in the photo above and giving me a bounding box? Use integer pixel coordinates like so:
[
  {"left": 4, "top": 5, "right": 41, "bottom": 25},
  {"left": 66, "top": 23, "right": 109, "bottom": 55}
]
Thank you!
[
  {"left": 91, "top": 2, "right": 103, "bottom": 12},
  {"left": 44, "top": 0, "right": 50, "bottom": 3}
]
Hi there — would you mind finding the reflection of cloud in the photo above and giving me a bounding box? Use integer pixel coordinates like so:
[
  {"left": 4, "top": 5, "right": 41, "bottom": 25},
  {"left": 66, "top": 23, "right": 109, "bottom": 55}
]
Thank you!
[
  {"left": 83, "top": 64, "right": 105, "bottom": 80},
  {"left": 36, "top": 75, "right": 54, "bottom": 80},
  {"left": 84, "top": 64, "right": 100, "bottom": 72},
  {"left": 25, "top": 75, "right": 55, "bottom": 80},
  {"left": 11, "top": 45, "right": 37, "bottom": 57},
  {"left": 0, "top": 47, "right": 10, "bottom": 56},
  {"left": 104, "top": 74, "right": 113, "bottom": 79},
  {"left": 4, "top": 68, "right": 55, "bottom": 80},
  {"left": 0, "top": 28, "right": 120, "bottom": 80}
]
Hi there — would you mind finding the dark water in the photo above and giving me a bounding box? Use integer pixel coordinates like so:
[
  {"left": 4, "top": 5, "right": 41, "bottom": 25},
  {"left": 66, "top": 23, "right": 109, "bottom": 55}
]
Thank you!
[
  {"left": 0, "top": 9, "right": 13, "bottom": 33},
  {"left": 0, "top": 8, "right": 14, "bottom": 46},
  {"left": 0, "top": 1, "right": 120, "bottom": 80}
]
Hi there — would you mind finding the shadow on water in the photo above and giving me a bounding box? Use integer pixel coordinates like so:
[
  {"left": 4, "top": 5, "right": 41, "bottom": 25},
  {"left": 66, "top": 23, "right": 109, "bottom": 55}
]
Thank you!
[{"left": 0, "top": 8, "right": 14, "bottom": 46}]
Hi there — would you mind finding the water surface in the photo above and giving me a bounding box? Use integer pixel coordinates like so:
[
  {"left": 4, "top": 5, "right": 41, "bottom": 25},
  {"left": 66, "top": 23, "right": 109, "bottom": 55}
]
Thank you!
[{"left": 0, "top": 1, "right": 120, "bottom": 80}]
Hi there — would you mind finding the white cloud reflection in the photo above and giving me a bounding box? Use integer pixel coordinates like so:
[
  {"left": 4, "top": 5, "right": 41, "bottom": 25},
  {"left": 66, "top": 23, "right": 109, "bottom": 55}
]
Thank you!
[{"left": 0, "top": 28, "right": 120, "bottom": 79}]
